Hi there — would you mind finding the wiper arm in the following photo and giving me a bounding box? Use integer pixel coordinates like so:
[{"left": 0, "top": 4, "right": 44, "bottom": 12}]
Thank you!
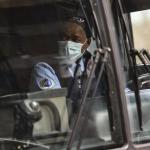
[
  {"left": 67, "top": 48, "right": 110, "bottom": 150},
  {"left": 0, "top": 138, "right": 50, "bottom": 149},
  {"left": 76, "top": 48, "right": 110, "bottom": 150},
  {"left": 130, "top": 49, "right": 143, "bottom": 131}
]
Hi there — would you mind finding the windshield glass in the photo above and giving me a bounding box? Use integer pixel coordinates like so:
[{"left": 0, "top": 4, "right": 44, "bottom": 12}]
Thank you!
[
  {"left": 131, "top": 10, "right": 150, "bottom": 64},
  {"left": 128, "top": 9, "right": 150, "bottom": 144},
  {"left": 116, "top": 1, "right": 150, "bottom": 145},
  {"left": 0, "top": 0, "right": 124, "bottom": 149}
]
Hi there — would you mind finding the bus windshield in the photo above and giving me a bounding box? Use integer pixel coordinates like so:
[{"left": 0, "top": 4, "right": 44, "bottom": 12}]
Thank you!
[{"left": 0, "top": 0, "right": 125, "bottom": 149}]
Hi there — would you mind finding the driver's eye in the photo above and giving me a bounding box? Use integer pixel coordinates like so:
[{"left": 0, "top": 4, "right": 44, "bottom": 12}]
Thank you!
[{"left": 72, "top": 36, "right": 81, "bottom": 43}]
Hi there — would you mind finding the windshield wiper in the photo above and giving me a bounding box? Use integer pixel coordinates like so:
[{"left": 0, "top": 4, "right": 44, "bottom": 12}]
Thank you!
[
  {"left": 0, "top": 138, "right": 50, "bottom": 149},
  {"left": 67, "top": 48, "right": 110, "bottom": 150},
  {"left": 130, "top": 49, "right": 143, "bottom": 130},
  {"left": 76, "top": 48, "right": 110, "bottom": 150}
]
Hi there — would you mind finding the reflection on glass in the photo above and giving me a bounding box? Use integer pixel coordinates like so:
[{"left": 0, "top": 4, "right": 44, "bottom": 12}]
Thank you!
[
  {"left": 0, "top": 0, "right": 124, "bottom": 149},
  {"left": 126, "top": 89, "right": 150, "bottom": 143},
  {"left": 131, "top": 10, "right": 150, "bottom": 52}
]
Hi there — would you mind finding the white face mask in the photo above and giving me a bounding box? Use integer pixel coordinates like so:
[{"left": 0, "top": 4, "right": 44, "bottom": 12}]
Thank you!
[{"left": 58, "top": 40, "right": 83, "bottom": 57}]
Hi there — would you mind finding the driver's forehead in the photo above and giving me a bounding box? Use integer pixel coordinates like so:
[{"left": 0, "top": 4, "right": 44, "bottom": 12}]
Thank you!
[{"left": 63, "top": 22, "right": 87, "bottom": 42}]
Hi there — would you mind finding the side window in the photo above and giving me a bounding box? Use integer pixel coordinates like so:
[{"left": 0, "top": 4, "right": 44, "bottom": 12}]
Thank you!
[
  {"left": 125, "top": 9, "right": 150, "bottom": 145},
  {"left": 131, "top": 10, "right": 150, "bottom": 52}
]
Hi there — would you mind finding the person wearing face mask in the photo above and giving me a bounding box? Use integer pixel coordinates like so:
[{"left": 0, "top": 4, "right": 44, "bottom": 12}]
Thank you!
[
  {"left": 57, "top": 16, "right": 94, "bottom": 78},
  {"left": 56, "top": 17, "right": 96, "bottom": 113},
  {"left": 30, "top": 16, "right": 95, "bottom": 112}
]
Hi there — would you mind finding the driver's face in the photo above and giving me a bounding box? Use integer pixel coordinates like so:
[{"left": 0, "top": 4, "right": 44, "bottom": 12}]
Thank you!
[{"left": 63, "top": 22, "right": 87, "bottom": 44}]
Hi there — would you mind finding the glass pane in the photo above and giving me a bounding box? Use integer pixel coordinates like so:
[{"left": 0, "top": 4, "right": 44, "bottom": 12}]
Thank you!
[
  {"left": 0, "top": 0, "right": 124, "bottom": 149},
  {"left": 126, "top": 89, "right": 150, "bottom": 143},
  {"left": 131, "top": 10, "right": 150, "bottom": 50},
  {"left": 131, "top": 10, "right": 150, "bottom": 64},
  {"left": 126, "top": 9, "right": 150, "bottom": 145}
]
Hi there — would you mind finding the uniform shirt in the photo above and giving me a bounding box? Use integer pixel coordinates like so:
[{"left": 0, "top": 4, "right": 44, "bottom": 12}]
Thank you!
[
  {"left": 30, "top": 62, "right": 61, "bottom": 91},
  {"left": 58, "top": 58, "right": 85, "bottom": 78}
]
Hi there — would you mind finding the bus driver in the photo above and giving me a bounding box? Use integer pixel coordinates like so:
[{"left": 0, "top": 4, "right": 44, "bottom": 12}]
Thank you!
[{"left": 30, "top": 17, "right": 95, "bottom": 112}]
